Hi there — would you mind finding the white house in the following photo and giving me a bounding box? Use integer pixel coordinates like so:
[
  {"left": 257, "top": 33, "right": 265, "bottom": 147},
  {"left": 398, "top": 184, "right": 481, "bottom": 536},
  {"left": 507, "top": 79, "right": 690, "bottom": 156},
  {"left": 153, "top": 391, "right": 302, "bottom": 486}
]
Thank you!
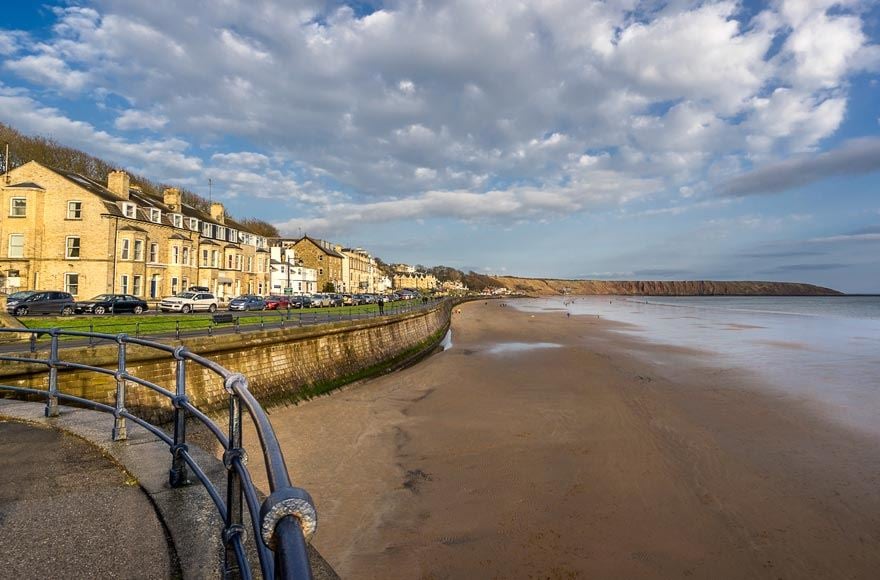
[{"left": 269, "top": 247, "right": 317, "bottom": 295}]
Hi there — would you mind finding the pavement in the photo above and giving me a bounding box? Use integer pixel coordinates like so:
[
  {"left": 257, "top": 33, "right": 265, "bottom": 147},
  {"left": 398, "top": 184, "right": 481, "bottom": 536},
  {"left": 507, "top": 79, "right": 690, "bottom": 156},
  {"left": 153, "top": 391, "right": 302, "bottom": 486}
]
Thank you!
[
  {"left": 0, "top": 419, "right": 175, "bottom": 579},
  {"left": 0, "top": 400, "right": 339, "bottom": 579}
]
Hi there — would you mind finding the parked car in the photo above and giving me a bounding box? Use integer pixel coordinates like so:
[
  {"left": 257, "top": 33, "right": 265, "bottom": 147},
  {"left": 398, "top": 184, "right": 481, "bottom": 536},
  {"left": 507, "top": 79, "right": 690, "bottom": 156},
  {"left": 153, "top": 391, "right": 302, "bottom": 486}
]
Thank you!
[
  {"left": 264, "top": 295, "right": 291, "bottom": 310},
  {"left": 159, "top": 291, "right": 218, "bottom": 313},
  {"left": 288, "top": 295, "right": 313, "bottom": 309},
  {"left": 328, "top": 293, "right": 344, "bottom": 307},
  {"left": 310, "top": 293, "right": 332, "bottom": 308},
  {"left": 227, "top": 295, "right": 266, "bottom": 311},
  {"left": 188, "top": 286, "right": 211, "bottom": 292},
  {"left": 6, "top": 290, "right": 75, "bottom": 316},
  {"left": 75, "top": 294, "right": 148, "bottom": 315}
]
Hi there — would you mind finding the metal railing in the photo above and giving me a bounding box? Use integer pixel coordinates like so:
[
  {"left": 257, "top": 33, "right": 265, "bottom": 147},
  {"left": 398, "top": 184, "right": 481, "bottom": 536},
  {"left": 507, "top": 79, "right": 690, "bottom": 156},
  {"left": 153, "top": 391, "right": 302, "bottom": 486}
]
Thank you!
[{"left": 0, "top": 327, "right": 316, "bottom": 579}]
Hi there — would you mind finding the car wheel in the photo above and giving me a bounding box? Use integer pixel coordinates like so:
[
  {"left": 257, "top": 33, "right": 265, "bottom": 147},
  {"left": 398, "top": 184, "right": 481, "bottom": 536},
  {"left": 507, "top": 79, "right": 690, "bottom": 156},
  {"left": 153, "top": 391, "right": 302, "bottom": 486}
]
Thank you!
[
  {"left": 133, "top": 305, "right": 144, "bottom": 314},
  {"left": 208, "top": 304, "right": 217, "bottom": 313},
  {"left": 14, "top": 306, "right": 28, "bottom": 317},
  {"left": 94, "top": 306, "right": 106, "bottom": 315},
  {"left": 182, "top": 304, "right": 192, "bottom": 314},
  {"left": 61, "top": 306, "right": 74, "bottom": 316}
]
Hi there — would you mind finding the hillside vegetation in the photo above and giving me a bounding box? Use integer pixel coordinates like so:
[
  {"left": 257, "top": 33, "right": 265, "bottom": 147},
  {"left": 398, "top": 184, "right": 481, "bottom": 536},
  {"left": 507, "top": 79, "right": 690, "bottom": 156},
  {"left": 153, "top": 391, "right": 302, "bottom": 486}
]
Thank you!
[{"left": 491, "top": 277, "right": 843, "bottom": 296}]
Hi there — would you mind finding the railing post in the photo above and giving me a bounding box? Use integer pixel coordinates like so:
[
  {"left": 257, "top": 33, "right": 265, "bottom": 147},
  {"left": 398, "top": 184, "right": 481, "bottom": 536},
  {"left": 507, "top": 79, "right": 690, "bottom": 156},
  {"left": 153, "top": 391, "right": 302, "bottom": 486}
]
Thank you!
[
  {"left": 112, "top": 335, "right": 128, "bottom": 441},
  {"left": 175, "top": 320, "right": 181, "bottom": 340},
  {"left": 223, "top": 374, "right": 246, "bottom": 578},
  {"left": 169, "top": 346, "right": 190, "bottom": 487},
  {"left": 44, "top": 330, "right": 60, "bottom": 417},
  {"left": 88, "top": 324, "right": 94, "bottom": 347}
]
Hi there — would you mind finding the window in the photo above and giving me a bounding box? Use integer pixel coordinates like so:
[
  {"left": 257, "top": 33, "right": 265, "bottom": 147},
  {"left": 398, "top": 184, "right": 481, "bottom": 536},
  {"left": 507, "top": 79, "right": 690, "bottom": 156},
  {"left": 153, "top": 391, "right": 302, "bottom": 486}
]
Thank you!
[
  {"left": 211, "top": 250, "right": 218, "bottom": 268},
  {"left": 134, "top": 239, "right": 144, "bottom": 261},
  {"left": 67, "top": 201, "right": 82, "bottom": 219},
  {"left": 10, "top": 197, "right": 26, "bottom": 217},
  {"left": 247, "top": 256, "right": 253, "bottom": 272},
  {"left": 64, "top": 273, "right": 79, "bottom": 296},
  {"left": 236, "top": 255, "right": 242, "bottom": 271},
  {"left": 171, "top": 277, "right": 179, "bottom": 294},
  {"left": 150, "top": 274, "right": 160, "bottom": 298},
  {"left": 132, "top": 275, "right": 142, "bottom": 296},
  {"left": 65, "top": 237, "right": 80, "bottom": 259},
  {"left": 217, "top": 226, "right": 226, "bottom": 241},
  {"left": 227, "top": 254, "right": 234, "bottom": 269},
  {"left": 121, "top": 275, "right": 130, "bottom": 294},
  {"left": 149, "top": 243, "right": 158, "bottom": 263},
  {"left": 202, "top": 249, "right": 209, "bottom": 266},
  {"left": 202, "top": 223, "right": 212, "bottom": 236},
  {"left": 121, "top": 239, "right": 131, "bottom": 260},
  {"left": 182, "top": 277, "right": 189, "bottom": 290},
  {"left": 189, "top": 217, "right": 199, "bottom": 231},
  {"left": 122, "top": 203, "right": 136, "bottom": 218},
  {"left": 182, "top": 247, "right": 189, "bottom": 265},
  {"left": 172, "top": 214, "right": 183, "bottom": 228},
  {"left": 8, "top": 234, "right": 25, "bottom": 258},
  {"left": 149, "top": 208, "right": 162, "bottom": 223},
  {"left": 172, "top": 245, "right": 179, "bottom": 265}
]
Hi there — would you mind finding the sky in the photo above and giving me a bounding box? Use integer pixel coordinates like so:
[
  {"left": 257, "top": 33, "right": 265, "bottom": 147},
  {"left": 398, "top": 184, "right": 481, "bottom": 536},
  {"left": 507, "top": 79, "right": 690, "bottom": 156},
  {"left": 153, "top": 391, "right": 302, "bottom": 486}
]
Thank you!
[{"left": 1, "top": 1, "right": 879, "bottom": 292}]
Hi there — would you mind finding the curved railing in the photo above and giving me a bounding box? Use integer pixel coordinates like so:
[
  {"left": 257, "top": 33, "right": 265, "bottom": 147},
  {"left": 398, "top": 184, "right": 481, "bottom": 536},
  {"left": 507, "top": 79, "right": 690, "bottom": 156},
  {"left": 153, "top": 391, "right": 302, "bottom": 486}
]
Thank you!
[{"left": 0, "top": 327, "right": 316, "bottom": 579}]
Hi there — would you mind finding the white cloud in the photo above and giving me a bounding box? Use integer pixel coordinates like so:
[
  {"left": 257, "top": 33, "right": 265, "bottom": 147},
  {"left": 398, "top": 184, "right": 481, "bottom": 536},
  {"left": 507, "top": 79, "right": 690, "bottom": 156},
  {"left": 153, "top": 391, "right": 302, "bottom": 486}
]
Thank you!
[
  {"left": 0, "top": 0, "right": 875, "bottom": 232},
  {"left": 114, "top": 109, "right": 169, "bottom": 131}
]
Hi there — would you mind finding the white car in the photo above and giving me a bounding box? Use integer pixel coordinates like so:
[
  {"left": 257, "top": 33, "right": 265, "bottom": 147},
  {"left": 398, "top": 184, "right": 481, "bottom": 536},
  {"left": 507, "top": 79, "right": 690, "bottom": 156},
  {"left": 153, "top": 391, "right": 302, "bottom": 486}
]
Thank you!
[{"left": 159, "top": 291, "right": 218, "bottom": 313}]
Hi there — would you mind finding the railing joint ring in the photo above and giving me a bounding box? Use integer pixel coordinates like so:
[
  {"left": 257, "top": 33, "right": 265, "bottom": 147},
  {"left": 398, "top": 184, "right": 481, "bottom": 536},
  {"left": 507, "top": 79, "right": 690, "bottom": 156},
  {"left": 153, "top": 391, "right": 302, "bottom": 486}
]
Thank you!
[
  {"left": 259, "top": 486, "right": 318, "bottom": 547},
  {"left": 223, "top": 447, "right": 248, "bottom": 470},
  {"left": 222, "top": 523, "right": 247, "bottom": 545},
  {"left": 172, "top": 345, "right": 188, "bottom": 360},
  {"left": 170, "top": 443, "right": 188, "bottom": 458},
  {"left": 171, "top": 394, "right": 189, "bottom": 409}
]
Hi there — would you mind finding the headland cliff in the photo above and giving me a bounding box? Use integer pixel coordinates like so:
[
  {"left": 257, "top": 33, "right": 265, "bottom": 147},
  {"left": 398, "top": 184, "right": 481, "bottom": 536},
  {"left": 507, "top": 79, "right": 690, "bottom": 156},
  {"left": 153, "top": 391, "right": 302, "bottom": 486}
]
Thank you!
[{"left": 490, "top": 277, "right": 842, "bottom": 296}]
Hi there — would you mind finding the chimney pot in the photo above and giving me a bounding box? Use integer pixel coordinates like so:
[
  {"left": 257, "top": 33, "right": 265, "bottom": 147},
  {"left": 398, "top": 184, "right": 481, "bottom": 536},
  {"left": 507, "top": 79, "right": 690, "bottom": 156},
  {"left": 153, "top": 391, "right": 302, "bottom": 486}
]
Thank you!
[
  {"left": 210, "top": 202, "right": 226, "bottom": 224},
  {"left": 164, "top": 187, "right": 182, "bottom": 212},
  {"left": 107, "top": 170, "right": 130, "bottom": 200}
]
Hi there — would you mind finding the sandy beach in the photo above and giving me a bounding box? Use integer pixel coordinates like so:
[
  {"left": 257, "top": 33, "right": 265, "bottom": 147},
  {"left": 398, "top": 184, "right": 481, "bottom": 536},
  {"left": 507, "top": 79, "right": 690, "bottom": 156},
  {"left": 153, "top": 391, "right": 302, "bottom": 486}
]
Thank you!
[{"left": 246, "top": 300, "right": 880, "bottom": 579}]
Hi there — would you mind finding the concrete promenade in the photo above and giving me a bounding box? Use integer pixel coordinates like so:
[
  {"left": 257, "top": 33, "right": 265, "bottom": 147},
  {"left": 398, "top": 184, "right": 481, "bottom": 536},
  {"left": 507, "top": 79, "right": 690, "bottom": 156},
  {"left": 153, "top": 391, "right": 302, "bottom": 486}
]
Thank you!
[{"left": 0, "top": 418, "right": 174, "bottom": 579}]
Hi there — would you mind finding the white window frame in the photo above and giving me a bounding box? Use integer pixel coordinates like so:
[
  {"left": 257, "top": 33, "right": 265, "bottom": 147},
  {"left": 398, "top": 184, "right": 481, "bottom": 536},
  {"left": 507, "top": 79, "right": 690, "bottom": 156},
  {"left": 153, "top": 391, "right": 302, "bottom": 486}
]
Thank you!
[
  {"left": 189, "top": 217, "right": 199, "bottom": 231},
  {"left": 148, "top": 242, "right": 158, "bottom": 263},
  {"left": 202, "top": 249, "right": 209, "bottom": 267},
  {"left": 217, "top": 226, "right": 226, "bottom": 241},
  {"left": 172, "top": 245, "right": 179, "bottom": 265},
  {"left": 202, "top": 223, "right": 212, "bottom": 236},
  {"left": 121, "top": 274, "right": 130, "bottom": 294},
  {"left": 133, "top": 239, "right": 144, "bottom": 261},
  {"left": 122, "top": 202, "right": 136, "bottom": 218},
  {"left": 67, "top": 201, "right": 83, "bottom": 220},
  {"left": 172, "top": 213, "right": 183, "bottom": 228},
  {"left": 182, "top": 247, "right": 189, "bottom": 265},
  {"left": 8, "top": 234, "right": 25, "bottom": 258},
  {"left": 64, "top": 273, "right": 79, "bottom": 296},
  {"left": 132, "top": 275, "right": 142, "bottom": 296},
  {"left": 121, "top": 238, "right": 131, "bottom": 260},
  {"left": 10, "top": 197, "right": 26, "bottom": 217},
  {"left": 149, "top": 208, "right": 162, "bottom": 223},
  {"left": 211, "top": 250, "right": 219, "bottom": 268},
  {"left": 171, "top": 277, "right": 179, "bottom": 294},
  {"left": 65, "top": 236, "right": 81, "bottom": 259}
]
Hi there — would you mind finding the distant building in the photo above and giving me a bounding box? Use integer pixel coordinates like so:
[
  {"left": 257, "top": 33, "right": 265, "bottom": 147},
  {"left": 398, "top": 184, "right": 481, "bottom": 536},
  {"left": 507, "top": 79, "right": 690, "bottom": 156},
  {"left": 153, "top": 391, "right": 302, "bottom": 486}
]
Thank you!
[
  {"left": 275, "top": 236, "right": 345, "bottom": 292},
  {"left": 340, "top": 247, "right": 376, "bottom": 293},
  {"left": 392, "top": 264, "right": 438, "bottom": 291},
  {"left": 269, "top": 247, "right": 316, "bottom": 295},
  {"left": 0, "top": 161, "right": 271, "bottom": 300}
]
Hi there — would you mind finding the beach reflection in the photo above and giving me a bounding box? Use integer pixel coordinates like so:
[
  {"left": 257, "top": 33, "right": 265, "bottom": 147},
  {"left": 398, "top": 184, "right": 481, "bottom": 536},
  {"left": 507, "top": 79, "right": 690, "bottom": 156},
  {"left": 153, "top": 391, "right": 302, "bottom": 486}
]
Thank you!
[
  {"left": 486, "top": 342, "right": 562, "bottom": 355},
  {"left": 515, "top": 296, "right": 880, "bottom": 437}
]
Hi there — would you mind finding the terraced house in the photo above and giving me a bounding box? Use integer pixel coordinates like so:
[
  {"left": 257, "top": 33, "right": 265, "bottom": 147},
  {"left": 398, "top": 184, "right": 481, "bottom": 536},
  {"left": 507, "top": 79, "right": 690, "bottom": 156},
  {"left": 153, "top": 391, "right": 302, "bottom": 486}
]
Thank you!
[{"left": 0, "top": 161, "right": 271, "bottom": 300}]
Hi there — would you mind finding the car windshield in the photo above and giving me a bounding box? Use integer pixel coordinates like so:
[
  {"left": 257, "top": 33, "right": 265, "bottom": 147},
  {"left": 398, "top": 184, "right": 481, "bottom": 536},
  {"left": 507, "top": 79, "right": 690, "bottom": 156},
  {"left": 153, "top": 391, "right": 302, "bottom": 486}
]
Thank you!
[
  {"left": 90, "top": 294, "right": 113, "bottom": 301},
  {"left": 8, "top": 291, "right": 37, "bottom": 300},
  {"left": 175, "top": 292, "right": 197, "bottom": 299}
]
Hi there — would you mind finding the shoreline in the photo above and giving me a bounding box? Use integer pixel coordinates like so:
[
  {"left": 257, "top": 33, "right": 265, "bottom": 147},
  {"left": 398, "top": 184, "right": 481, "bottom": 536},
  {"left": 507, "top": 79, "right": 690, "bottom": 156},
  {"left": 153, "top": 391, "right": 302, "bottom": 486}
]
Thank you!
[{"left": 246, "top": 300, "right": 880, "bottom": 578}]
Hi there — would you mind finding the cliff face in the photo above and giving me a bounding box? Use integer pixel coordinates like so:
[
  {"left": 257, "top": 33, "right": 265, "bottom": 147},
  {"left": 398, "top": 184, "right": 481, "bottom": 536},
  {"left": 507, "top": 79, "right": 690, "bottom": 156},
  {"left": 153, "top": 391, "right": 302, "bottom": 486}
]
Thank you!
[{"left": 491, "top": 277, "right": 843, "bottom": 296}]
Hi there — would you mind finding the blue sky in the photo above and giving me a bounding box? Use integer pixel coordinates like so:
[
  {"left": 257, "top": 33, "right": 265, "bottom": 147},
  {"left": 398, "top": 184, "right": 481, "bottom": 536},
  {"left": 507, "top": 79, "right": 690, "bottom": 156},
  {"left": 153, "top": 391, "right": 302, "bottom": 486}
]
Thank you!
[{"left": 1, "top": 1, "right": 879, "bottom": 292}]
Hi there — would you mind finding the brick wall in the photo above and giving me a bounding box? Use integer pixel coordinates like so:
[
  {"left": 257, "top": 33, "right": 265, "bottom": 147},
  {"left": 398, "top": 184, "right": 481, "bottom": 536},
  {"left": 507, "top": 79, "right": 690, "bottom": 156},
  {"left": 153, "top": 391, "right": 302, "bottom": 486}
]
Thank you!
[{"left": 0, "top": 302, "right": 451, "bottom": 423}]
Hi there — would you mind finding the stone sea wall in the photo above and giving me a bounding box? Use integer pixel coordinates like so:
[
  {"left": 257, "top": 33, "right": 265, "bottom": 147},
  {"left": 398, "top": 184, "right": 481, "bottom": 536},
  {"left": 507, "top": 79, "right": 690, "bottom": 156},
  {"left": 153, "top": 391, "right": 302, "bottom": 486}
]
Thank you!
[{"left": 0, "top": 302, "right": 451, "bottom": 422}]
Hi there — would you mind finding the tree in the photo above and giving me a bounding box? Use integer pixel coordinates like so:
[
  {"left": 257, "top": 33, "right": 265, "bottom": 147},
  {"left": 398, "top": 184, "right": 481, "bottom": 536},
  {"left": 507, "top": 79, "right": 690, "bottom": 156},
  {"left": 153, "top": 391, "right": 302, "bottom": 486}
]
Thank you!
[
  {"left": 238, "top": 218, "right": 280, "bottom": 238},
  {"left": 323, "top": 282, "right": 336, "bottom": 292}
]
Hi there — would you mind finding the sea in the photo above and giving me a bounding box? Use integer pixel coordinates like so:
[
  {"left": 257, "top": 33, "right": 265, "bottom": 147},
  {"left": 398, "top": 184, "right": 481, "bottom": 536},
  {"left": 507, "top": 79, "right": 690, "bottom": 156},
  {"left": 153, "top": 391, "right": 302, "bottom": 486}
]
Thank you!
[{"left": 514, "top": 296, "right": 880, "bottom": 438}]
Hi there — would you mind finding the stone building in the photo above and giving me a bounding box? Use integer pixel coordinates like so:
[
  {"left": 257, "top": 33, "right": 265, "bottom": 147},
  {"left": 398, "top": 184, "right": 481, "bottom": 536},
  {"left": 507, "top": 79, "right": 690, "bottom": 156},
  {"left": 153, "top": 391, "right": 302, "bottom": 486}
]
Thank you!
[
  {"left": 340, "top": 247, "right": 376, "bottom": 293},
  {"left": 0, "top": 161, "right": 271, "bottom": 300},
  {"left": 392, "top": 264, "right": 438, "bottom": 291},
  {"left": 269, "top": 246, "right": 317, "bottom": 295},
  {"left": 276, "top": 236, "right": 345, "bottom": 293}
]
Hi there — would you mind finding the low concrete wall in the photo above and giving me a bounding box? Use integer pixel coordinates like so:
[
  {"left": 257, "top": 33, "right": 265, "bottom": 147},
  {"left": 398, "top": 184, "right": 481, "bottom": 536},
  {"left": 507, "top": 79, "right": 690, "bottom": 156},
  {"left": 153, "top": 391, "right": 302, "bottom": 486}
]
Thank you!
[{"left": 0, "top": 301, "right": 451, "bottom": 422}]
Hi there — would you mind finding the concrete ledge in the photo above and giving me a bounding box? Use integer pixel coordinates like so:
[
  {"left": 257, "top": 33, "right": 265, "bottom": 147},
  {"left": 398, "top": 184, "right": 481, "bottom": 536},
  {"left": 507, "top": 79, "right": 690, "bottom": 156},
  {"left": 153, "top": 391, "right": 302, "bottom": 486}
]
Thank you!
[{"left": 0, "top": 399, "right": 338, "bottom": 579}]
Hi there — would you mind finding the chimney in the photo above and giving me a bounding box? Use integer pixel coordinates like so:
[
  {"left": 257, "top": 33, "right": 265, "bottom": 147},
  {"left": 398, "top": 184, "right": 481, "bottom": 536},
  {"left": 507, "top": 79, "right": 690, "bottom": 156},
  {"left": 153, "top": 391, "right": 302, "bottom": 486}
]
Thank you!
[
  {"left": 107, "top": 170, "right": 130, "bottom": 200},
  {"left": 210, "top": 202, "right": 226, "bottom": 224},
  {"left": 164, "top": 187, "right": 182, "bottom": 212}
]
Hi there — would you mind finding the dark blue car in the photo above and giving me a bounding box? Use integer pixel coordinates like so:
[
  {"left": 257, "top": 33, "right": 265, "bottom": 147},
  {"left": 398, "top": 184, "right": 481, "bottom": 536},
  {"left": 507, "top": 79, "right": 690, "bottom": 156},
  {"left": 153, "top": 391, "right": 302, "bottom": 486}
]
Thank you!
[{"left": 227, "top": 295, "right": 266, "bottom": 311}]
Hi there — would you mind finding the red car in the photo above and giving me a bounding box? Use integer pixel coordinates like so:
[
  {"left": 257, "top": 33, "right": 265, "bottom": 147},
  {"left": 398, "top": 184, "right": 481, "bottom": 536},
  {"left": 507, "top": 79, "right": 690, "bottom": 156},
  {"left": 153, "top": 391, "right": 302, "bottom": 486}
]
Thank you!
[{"left": 264, "top": 295, "right": 291, "bottom": 310}]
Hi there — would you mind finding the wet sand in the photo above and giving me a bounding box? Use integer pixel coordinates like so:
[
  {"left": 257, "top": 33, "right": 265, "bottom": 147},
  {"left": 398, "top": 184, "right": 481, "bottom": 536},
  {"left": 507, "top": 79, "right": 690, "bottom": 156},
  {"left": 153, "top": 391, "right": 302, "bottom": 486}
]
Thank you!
[{"left": 246, "top": 300, "right": 880, "bottom": 579}]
